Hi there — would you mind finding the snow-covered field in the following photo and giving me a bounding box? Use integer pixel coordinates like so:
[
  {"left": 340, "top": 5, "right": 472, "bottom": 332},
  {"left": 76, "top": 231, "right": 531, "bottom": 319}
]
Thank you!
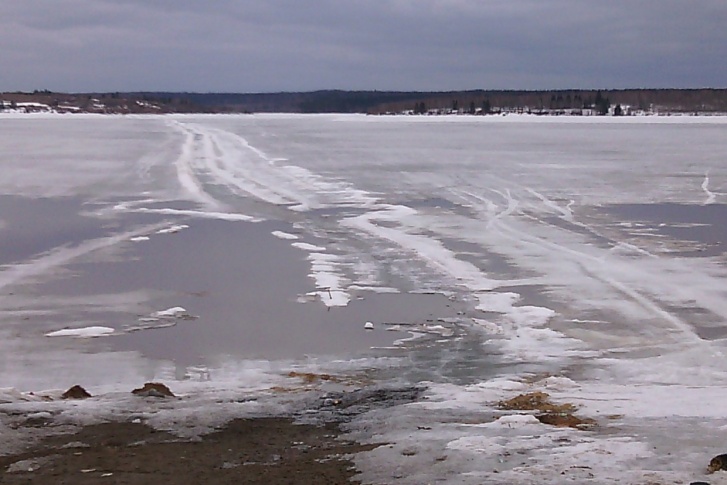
[{"left": 1, "top": 112, "right": 727, "bottom": 483}]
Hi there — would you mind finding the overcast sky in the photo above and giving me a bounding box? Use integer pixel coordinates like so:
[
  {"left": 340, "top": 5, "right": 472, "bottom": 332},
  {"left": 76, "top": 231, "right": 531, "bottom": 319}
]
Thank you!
[{"left": 2, "top": 0, "right": 726, "bottom": 93}]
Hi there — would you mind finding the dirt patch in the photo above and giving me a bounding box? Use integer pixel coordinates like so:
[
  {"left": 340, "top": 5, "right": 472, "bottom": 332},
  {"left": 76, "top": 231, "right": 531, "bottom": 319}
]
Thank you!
[
  {"left": 498, "top": 391, "right": 575, "bottom": 414},
  {"left": 287, "top": 371, "right": 336, "bottom": 384},
  {"left": 131, "top": 382, "right": 175, "bottom": 398},
  {"left": 285, "top": 371, "right": 374, "bottom": 388},
  {"left": 498, "top": 392, "right": 595, "bottom": 430},
  {"left": 535, "top": 413, "right": 596, "bottom": 429},
  {"left": 0, "top": 418, "right": 379, "bottom": 485},
  {"left": 61, "top": 385, "right": 92, "bottom": 400}
]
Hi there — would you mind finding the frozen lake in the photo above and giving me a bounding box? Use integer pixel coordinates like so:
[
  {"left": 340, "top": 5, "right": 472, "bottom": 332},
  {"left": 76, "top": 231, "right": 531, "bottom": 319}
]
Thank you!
[{"left": 1, "top": 113, "right": 727, "bottom": 483}]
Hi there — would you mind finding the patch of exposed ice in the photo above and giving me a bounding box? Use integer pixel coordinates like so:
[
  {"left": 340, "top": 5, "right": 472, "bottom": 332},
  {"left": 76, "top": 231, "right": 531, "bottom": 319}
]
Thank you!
[
  {"left": 167, "top": 120, "right": 380, "bottom": 213},
  {"left": 346, "top": 284, "right": 399, "bottom": 293},
  {"left": 303, "top": 252, "right": 351, "bottom": 307},
  {"left": 271, "top": 230, "right": 299, "bottom": 240},
  {"left": 121, "top": 307, "right": 195, "bottom": 333},
  {"left": 45, "top": 326, "right": 115, "bottom": 338},
  {"left": 156, "top": 224, "right": 189, "bottom": 234},
  {"left": 123, "top": 320, "right": 177, "bottom": 333},
  {"left": 702, "top": 171, "right": 717, "bottom": 205},
  {"left": 386, "top": 323, "right": 455, "bottom": 338},
  {"left": 342, "top": 204, "right": 500, "bottom": 290},
  {"left": 0, "top": 223, "right": 171, "bottom": 292},
  {"left": 151, "top": 306, "right": 188, "bottom": 318},
  {"left": 292, "top": 242, "right": 327, "bottom": 252},
  {"left": 471, "top": 318, "right": 504, "bottom": 335},
  {"left": 134, "top": 207, "right": 259, "bottom": 222}
]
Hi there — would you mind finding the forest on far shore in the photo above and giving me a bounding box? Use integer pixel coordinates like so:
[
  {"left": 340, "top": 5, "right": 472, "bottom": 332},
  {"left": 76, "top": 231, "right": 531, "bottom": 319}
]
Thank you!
[{"left": 2, "top": 88, "right": 727, "bottom": 114}]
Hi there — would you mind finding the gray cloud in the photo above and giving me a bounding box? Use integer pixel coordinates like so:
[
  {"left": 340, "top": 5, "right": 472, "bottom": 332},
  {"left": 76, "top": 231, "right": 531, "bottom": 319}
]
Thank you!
[{"left": 2, "top": 0, "right": 726, "bottom": 92}]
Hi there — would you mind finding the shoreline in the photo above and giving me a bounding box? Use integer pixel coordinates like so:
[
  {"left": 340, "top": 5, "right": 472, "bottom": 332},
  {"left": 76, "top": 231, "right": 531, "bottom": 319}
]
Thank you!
[
  {"left": 0, "top": 378, "right": 426, "bottom": 483},
  {"left": 0, "top": 416, "right": 379, "bottom": 484}
]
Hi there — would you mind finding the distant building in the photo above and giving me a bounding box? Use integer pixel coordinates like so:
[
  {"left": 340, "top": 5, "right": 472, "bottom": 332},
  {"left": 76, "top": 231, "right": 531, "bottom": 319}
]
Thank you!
[{"left": 609, "top": 104, "right": 632, "bottom": 116}]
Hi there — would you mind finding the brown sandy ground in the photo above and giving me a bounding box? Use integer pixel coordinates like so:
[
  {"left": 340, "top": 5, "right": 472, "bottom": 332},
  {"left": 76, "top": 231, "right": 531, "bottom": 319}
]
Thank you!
[{"left": 0, "top": 418, "right": 379, "bottom": 485}]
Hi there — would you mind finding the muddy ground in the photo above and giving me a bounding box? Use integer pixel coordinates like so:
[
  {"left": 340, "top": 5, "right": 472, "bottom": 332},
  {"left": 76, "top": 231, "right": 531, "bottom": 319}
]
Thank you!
[{"left": 0, "top": 417, "right": 380, "bottom": 484}]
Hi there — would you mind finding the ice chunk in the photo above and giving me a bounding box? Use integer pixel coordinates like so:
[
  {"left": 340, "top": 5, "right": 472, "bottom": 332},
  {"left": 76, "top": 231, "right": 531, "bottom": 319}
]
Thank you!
[
  {"left": 156, "top": 224, "right": 189, "bottom": 234},
  {"left": 151, "top": 307, "right": 187, "bottom": 318},
  {"left": 271, "top": 230, "right": 299, "bottom": 240},
  {"left": 45, "top": 326, "right": 115, "bottom": 338},
  {"left": 482, "top": 414, "right": 543, "bottom": 428},
  {"left": 292, "top": 242, "right": 326, "bottom": 252}
]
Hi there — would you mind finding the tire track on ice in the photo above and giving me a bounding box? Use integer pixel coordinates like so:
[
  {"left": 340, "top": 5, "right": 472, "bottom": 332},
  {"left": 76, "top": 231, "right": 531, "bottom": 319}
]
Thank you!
[
  {"left": 701, "top": 170, "right": 716, "bottom": 205},
  {"left": 454, "top": 188, "right": 705, "bottom": 347},
  {"left": 167, "top": 121, "right": 223, "bottom": 209},
  {"left": 0, "top": 222, "right": 171, "bottom": 292},
  {"left": 170, "top": 121, "right": 378, "bottom": 212}
]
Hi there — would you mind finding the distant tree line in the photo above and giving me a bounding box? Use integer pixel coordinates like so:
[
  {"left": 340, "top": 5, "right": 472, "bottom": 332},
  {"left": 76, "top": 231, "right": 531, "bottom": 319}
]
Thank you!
[
  {"left": 91, "top": 89, "right": 727, "bottom": 114},
  {"left": 3, "top": 88, "right": 727, "bottom": 114},
  {"left": 594, "top": 91, "right": 611, "bottom": 115}
]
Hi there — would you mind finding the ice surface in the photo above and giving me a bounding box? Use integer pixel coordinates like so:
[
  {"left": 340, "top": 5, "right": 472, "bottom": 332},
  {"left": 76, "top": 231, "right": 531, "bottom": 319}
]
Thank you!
[
  {"left": 165, "top": 119, "right": 379, "bottom": 212},
  {"left": 150, "top": 306, "right": 188, "bottom": 318},
  {"left": 304, "top": 252, "right": 351, "bottom": 307},
  {"left": 291, "top": 242, "right": 326, "bottom": 252},
  {"left": 702, "top": 171, "right": 717, "bottom": 205},
  {"left": 2, "top": 114, "right": 727, "bottom": 483},
  {"left": 156, "top": 224, "right": 189, "bottom": 234},
  {"left": 280, "top": 238, "right": 354, "bottom": 307},
  {"left": 0, "top": 221, "right": 170, "bottom": 291},
  {"left": 133, "top": 207, "right": 259, "bottom": 222},
  {"left": 45, "top": 326, "right": 115, "bottom": 338},
  {"left": 271, "top": 230, "right": 298, "bottom": 240}
]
